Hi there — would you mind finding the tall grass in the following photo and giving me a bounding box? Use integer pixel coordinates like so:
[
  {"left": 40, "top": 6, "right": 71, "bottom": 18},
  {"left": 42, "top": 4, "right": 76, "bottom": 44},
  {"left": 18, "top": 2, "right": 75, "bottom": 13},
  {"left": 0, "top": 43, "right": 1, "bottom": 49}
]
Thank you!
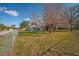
[{"left": 14, "top": 31, "right": 73, "bottom": 56}]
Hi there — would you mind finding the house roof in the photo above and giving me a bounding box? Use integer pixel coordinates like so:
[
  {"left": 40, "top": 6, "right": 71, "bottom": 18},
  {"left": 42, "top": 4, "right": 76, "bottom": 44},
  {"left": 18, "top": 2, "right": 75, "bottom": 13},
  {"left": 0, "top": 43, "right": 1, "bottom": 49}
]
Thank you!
[{"left": 31, "top": 19, "right": 42, "bottom": 28}]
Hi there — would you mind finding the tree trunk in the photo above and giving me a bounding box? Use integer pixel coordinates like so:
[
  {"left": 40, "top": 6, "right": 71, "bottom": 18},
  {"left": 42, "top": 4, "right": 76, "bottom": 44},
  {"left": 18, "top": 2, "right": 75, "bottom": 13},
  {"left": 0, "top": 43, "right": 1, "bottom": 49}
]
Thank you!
[
  {"left": 56, "top": 25, "right": 58, "bottom": 31},
  {"left": 70, "top": 21, "right": 73, "bottom": 31},
  {"left": 45, "top": 26, "right": 49, "bottom": 31},
  {"left": 70, "top": 25, "right": 73, "bottom": 31}
]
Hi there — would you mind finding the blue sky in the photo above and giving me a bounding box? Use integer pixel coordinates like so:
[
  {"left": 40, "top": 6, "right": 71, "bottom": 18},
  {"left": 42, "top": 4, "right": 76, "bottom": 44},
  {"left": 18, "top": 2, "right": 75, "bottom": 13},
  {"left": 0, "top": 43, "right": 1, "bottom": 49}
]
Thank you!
[{"left": 0, "top": 3, "right": 78, "bottom": 27}]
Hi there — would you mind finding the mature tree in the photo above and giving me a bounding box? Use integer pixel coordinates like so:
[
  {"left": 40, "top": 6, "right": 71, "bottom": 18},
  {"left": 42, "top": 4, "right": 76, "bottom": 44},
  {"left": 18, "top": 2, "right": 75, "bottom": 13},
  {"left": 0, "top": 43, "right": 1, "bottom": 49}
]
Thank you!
[
  {"left": 0, "top": 24, "right": 7, "bottom": 30},
  {"left": 31, "top": 13, "right": 43, "bottom": 32},
  {"left": 19, "top": 20, "right": 28, "bottom": 30},
  {"left": 43, "top": 3, "right": 64, "bottom": 32},
  {"left": 62, "top": 5, "right": 79, "bottom": 31},
  {"left": 10, "top": 25, "right": 16, "bottom": 29},
  {"left": 75, "top": 5, "right": 79, "bottom": 29}
]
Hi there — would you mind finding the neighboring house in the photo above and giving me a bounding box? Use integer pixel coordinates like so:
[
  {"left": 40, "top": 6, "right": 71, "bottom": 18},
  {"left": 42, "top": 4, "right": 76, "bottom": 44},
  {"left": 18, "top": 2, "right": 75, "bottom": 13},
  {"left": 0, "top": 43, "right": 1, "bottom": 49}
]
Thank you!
[{"left": 30, "top": 19, "right": 43, "bottom": 32}]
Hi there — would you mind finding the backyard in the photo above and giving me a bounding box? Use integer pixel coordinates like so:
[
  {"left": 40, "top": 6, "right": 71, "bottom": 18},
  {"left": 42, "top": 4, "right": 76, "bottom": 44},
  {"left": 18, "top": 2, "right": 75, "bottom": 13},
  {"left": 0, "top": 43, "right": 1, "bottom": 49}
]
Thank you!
[
  {"left": 0, "top": 3, "right": 79, "bottom": 56},
  {"left": 14, "top": 30, "right": 79, "bottom": 56}
]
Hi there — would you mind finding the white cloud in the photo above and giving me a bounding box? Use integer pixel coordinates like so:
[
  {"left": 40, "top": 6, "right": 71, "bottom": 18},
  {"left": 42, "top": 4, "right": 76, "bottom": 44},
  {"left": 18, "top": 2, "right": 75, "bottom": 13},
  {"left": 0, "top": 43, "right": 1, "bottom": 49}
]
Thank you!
[
  {"left": 3, "top": 7, "right": 7, "bottom": 10},
  {"left": 4, "top": 10, "right": 19, "bottom": 16},
  {"left": 0, "top": 7, "right": 7, "bottom": 12},
  {"left": 0, "top": 7, "right": 3, "bottom": 11},
  {"left": 0, "top": 6, "right": 19, "bottom": 16},
  {"left": 24, "top": 18, "right": 30, "bottom": 21}
]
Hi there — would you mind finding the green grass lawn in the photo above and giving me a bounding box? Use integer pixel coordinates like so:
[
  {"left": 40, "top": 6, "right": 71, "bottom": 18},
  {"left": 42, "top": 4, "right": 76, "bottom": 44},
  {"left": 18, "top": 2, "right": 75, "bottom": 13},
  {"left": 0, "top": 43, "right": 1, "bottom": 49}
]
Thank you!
[
  {"left": 18, "top": 31, "right": 49, "bottom": 36},
  {"left": 14, "top": 30, "right": 78, "bottom": 56}
]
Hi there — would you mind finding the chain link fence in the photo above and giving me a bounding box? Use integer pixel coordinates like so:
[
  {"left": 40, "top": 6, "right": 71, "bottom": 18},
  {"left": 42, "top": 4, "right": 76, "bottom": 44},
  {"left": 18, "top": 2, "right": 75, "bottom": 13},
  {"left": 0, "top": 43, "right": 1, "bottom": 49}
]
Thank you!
[{"left": 0, "top": 30, "right": 18, "bottom": 56}]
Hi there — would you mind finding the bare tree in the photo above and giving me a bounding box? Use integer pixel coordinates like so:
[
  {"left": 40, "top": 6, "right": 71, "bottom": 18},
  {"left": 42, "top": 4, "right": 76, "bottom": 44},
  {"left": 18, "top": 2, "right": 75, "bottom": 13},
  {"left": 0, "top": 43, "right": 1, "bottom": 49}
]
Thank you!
[
  {"left": 62, "top": 5, "right": 79, "bottom": 31},
  {"left": 31, "top": 13, "right": 43, "bottom": 32},
  {"left": 43, "top": 3, "right": 64, "bottom": 32}
]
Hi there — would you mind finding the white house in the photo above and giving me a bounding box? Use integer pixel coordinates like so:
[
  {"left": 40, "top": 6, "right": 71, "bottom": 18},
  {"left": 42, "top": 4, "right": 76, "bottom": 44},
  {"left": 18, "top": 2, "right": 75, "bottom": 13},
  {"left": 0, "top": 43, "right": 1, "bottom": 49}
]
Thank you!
[{"left": 30, "top": 19, "right": 43, "bottom": 32}]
